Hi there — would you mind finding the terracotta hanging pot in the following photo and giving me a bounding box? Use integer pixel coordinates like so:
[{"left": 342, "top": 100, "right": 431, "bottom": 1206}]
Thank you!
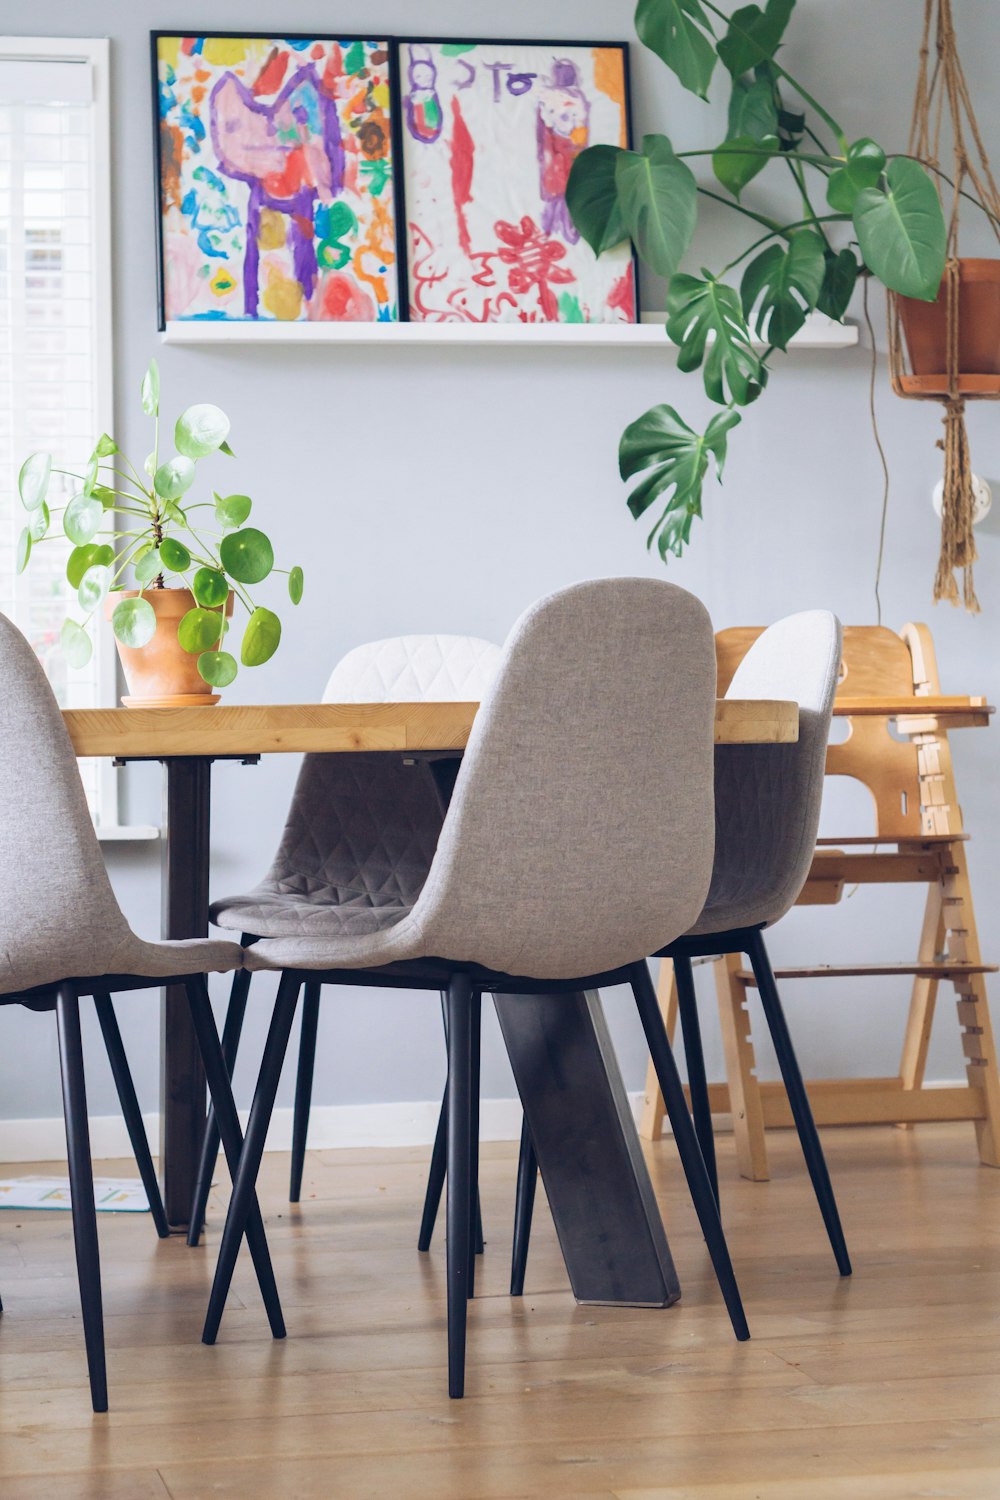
[
  {"left": 895, "top": 257, "right": 1000, "bottom": 394},
  {"left": 105, "top": 587, "right": 235, "bottom": 707}
]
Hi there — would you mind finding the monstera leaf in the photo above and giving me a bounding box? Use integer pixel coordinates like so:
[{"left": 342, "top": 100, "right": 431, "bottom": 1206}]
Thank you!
[
  {"left": 727, "top": 69, "right": 779, "bottom": 142},
  {"left": 717, "top": 0, "right": 796, "bottom": 76},
  {"left": 614, "top": 135, "right": 698, "bottom": 279},
  {"left": 853, "top": 157, "right": 947, "bottom": 300},
  {"left": 712, "top": 133, "right": 779, "bottom": 198},
  {"left": 740, "top": 229, "right": 826, "bottom": 348},
  {"left": 620, "top": 404, "right": 742, "bottom": 559},
  {"left": 826, "top": 138, "right": 886, "bottom": 213},
  {"left": 666, "top": 273, "right": 765, "bottom": 406},
  {"left": 816, "top": 248, "right": 860, "bottom": 321},
  {"left": 635, "top": 0, "right": 718, "bottom": 100},
  {"left": 566, "top": 145, "right": 629, "bottom": 257}
]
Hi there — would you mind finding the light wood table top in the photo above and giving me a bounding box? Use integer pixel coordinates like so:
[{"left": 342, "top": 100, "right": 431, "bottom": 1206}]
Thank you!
[{"left": 62, "top": 697, "right": 800, "bottom": 758}]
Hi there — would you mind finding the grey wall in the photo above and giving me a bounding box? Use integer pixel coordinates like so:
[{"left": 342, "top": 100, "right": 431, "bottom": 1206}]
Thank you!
[{"left": 4, "top": 0, "right": 999, "bottom": 1127}]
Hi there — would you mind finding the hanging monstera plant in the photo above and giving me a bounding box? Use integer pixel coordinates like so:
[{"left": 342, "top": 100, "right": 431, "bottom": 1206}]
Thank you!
[{"left": 566, "top": 0, "right": 951, "bottom": 563}]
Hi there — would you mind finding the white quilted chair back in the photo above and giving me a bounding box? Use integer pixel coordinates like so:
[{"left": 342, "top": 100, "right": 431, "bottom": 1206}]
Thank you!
[{"left": 323, "top": 634, "right": 502, "bottom": 704}]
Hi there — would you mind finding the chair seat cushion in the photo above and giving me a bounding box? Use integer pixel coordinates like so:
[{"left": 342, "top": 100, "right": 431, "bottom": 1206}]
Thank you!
[{"left": 211, "top": 886, "right": 414, "bottom": 941}]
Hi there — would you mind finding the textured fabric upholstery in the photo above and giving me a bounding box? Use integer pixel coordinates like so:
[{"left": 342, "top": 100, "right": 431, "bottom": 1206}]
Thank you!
[
  {"left": 0, "top": 613, "right": 243, "bottom": 993},
  {"left": 246, "top": 578, "right": 717, "bottom": 980},
  {"left": 322, "top": 633, "right": 502, "bottom": 704},
  {"left": 688, "top": 610, "right": 842, "bottom": 936},
  {"left": 211, "top": 635, "right": 501, "bottom": 937}
]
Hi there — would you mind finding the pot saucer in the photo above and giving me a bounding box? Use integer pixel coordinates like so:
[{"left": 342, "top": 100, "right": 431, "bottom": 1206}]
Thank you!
[{"left": 121, "top": 693, "right": 221, "bottom": 708}]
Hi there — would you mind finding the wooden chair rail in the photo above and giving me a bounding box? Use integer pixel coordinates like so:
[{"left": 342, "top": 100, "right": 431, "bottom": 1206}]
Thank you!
[{"left": 735, "top": 962, "right": 998, "bottom": 983}]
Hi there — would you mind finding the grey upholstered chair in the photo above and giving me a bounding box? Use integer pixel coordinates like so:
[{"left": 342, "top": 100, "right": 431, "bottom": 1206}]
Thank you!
[
  {"left": 0, "top": 613, "right": 285, "bottom": 1411},
  {"left": 192, "top": 634, "right": 502, "bottom": 1240},
  {"left": 508, "top": 610, "right": 853, "bottom": 1294},
  {"left": 196, "top": 578, "right": 749, "bottom": 1398}
]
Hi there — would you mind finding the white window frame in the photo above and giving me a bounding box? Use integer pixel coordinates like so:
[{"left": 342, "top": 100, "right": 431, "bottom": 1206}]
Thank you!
[{"left": 0, "top": 36, "right": 125, "bottom": 832}]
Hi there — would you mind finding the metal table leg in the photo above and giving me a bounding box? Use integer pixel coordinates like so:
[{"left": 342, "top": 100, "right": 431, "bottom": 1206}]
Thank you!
[
  {"left": 160, "top": 756, "right": 212, "bottom": 1227},
  {"left": 493, "top": 989, "right": 679, "bottom": 1307}
]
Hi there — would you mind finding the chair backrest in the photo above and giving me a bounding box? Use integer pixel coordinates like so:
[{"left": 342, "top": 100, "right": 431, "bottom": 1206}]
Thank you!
[
  {"left": 258, "top": 635, "right": 503, "bottom": 906},
  {"left": 717, "top": 622, "right": 931, "bottom": 838},
  {"left": 705, "top": 611, "right": 842, "bottom": 931},
  {"left": 0, "top": 613, "right": 132, "bottom": 992},
  {"left": 323, "top": 634, "right": 502, "bottom": 703},
  {"left": 407, "top": 579, "right": 718, "bottom": 980}
]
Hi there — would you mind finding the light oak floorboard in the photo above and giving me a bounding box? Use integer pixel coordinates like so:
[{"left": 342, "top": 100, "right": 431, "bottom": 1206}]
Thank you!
[{"left": 0, "top": 1125, "right": 998, "bottom": 1498}]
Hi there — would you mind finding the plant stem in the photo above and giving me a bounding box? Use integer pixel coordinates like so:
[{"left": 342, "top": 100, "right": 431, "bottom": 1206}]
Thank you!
[
  {"left": 789, "top": 157, "right": 832, "bottom": 252},
  {"left": 679, "top": 145, "right": 841, "bottom": 169},
  {"left": 697, "top": 187, "right": 785, "bottom": 232}
]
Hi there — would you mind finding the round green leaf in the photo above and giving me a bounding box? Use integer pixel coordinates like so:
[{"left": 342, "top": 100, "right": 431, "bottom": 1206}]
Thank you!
[
  {"left": 78, "top": 564, "right": 111, "bottom": 612},
  {"left": 153, "top": 455, "right": 196, "bottom": 501},
  {"left": 16, "top": 527, "right": 31, "bottom": 574},
  {"left": 134, "top": 548, "right": 163, "bottom": 585},
  {"left": 219, "top": 527, "right": 274, "bottom": 584},
  {"left": 18, "top": 451, "right": 51, "bottom": 511},
  {"left": 177, "top": 606, "right": 226, "bottom": 654},
  {"left": 853, "top": 157, "right": 947, "bottom": 300},
  {"left": 241, "top": 606, "right": 281, "bottom": 667},
  {"left": 175, "top": 403, "right": 230, "bottom": 459},
  {"left": 64, "top": 491, "right": 104, "bottom": 546},
  {"left": 288, "top": 566, "right": 304, "bottom": 605},
  {"left": 158, "top": 535, "right": 192, "bottom": 572},
  {"left": 197, "top": 650, "right": 238, "bottom": 688},
  {"left": 112, "top": 595, "right": 157, "bottom": 649},
  {"left": 67, "top": 543, "right": 113, "bottom": 588},
  {"left": 141, "top": 358, "right": 160, "bottom": 416},
  {"left": 61, "top": 618, "right": 93, "bottom": 669},
  {"left": 213, "top": 491, "right": 252, "bottom": 529},
  {"left": 827, "top": 138, "right": 887, "bottom": 214},
  {"left": 93, "top": 432, "right": 119, "bottom": 458},
  {"left": 92, "top": 483, "right": 117, "bottom": 509},
  {"left": 29, "top": 502, "right": 49, "bottom": 541},
  {"left": 192, "top": 567, "right": 230, "bottom": 608}
]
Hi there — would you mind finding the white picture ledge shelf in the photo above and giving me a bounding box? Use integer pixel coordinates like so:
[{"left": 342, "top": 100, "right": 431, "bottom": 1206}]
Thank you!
[{"left": 161, "top": 310, "right": 857, "bottom": 350}]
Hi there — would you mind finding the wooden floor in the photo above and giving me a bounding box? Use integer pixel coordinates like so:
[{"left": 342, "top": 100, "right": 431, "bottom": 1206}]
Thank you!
[{"left": 1, "top": 1123, "right": 999, "bottom": 1499}]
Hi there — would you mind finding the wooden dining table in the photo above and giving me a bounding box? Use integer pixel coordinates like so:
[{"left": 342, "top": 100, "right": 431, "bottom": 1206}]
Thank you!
[{"left": 63, "top": 696, "right": 799, "bottom": 1305}]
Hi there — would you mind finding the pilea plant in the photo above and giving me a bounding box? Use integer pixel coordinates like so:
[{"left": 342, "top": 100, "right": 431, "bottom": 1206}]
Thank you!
[
  {"left": 566, "top": 0, "right": 951, "bottom": 560},
  {"left": 16, "top": 359, "right": 302, "bottom": 689}
]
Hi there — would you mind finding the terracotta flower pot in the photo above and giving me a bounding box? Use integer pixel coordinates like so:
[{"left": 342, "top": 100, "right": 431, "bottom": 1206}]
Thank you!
[
  {"left": 897, "top": 258, "right": 1000, "bottom": 387},
  {"left": 105, "top": 587, "right": 235, "bottom": 707}
]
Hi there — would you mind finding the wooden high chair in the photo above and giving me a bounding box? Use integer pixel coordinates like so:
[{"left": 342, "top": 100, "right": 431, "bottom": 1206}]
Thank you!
[{"left": 640, "top": 623, "right": 1000, "bottom": 1179}]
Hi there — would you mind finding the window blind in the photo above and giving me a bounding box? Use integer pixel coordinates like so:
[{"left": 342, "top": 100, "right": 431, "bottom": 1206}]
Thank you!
[{"left": 0, "top": 54, "right": 104, "bottom": 809}]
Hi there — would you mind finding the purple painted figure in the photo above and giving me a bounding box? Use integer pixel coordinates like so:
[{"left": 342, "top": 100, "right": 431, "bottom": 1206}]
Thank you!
[
  {"left": 536, "top": 59, "right": 590, "bottom": 244},
  {"left": 210, "top": 64, "right": 344, "bottom": 317}
]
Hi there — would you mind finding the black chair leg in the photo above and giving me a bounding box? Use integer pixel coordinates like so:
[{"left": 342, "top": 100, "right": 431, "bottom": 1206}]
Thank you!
[
  {"left": 445, "top": 972, "right": 474, "bottom": 1398},
  {"left": 56, "top": 983, "right": 107, "bottom": 1413},
  {"left": 746, "top": 930, "right": 852, "bottom": 1277},
  {"left": 187, "top": 966, "right": 251, "bottom": 1246},
  {"left": 418, "top": 991, "right": 484, "bottom": 1254},
  {"left": 630, "top": 962, "right": 750, "bottom": 1342},
  {"left": 673, "top": 954, "right": 719, "bottom": 1207},
  {"left": 467, "top": 993, "right": 481, "bottom": 1298},
  {"left": 510, "top": 1115, "right": 538, "bottom": 1297},
  {"left": 184, "top": 975, "right": 288, "bottom": 1342},
  {"left": 290, "top": 981, "right": 321, "bottom": 1203},
  {"left": 199, "top": 972, "right": 301, "bottom": 1345},
  {"left": 93, "top": 992, "right": 169, "bottom": 1240},
  {"left": 418, "top": 1085, "right": 448, "bottom": 1252}
]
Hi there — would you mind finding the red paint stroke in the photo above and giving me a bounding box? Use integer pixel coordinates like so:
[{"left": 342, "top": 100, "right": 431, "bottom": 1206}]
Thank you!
[
  {"left": 494, "top": 216, "right": 575, "bottom": 322},
  {"left": 608, "top": 266, "right": 636, "bottom": 322},
  {"left": 252, "top": 46, "right": 290, "bottom": 97},
  {"left": 321, "top": 44, "right": 344, "bottom": 96},
  {"left": 449, "top": 96, "right": 475, "bottom": 259}
]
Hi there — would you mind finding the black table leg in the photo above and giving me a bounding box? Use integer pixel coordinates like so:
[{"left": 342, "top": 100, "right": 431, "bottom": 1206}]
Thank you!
[
  {"left": 493, "top": 989, "right": 679, "bottom": 1307},
  {"left": 160, "top": 757, "right": 213, "bottom": 1228}
]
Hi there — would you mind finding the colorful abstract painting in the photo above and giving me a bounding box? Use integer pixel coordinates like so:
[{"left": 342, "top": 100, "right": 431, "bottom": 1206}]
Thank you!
[
  {"left": 398, "top": 40, "right": 636, "bottom": 324},
  {"left": 154, "top": 35, "right": 399, "bottom": 325}
]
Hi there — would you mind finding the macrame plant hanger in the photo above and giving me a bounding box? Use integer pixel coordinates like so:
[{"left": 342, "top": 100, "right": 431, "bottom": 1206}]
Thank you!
[{"left": 887, "top": 0, "right": 1000, "bottom": 612}]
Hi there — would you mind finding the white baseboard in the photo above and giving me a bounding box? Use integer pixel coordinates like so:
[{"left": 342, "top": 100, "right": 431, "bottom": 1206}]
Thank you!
[{"left": 0, "top": 1092, "right": 644, "bottom": 1165}]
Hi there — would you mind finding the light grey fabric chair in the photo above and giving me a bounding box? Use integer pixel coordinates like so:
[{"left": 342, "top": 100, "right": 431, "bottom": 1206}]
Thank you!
[
  {"left": 196, "top": 578, "right": 750, "bottom": 1399},
  {"left": 507, "top": 610, "right": 853, "bottom": 1293},
  {"left": 191, "top": 635, "right": 502, "bottom": 1238},
  {"left": 0, "top": 613, "right": 285, "bottom": 1411}
]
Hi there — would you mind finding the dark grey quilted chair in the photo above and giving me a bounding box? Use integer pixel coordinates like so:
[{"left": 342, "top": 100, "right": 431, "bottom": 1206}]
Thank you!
[
  {"left": 199, "top": 577, "right": 750, "bottom": 1399},
  {"left": 190, "top": 636, "right": 503, "bottom": 1238},
  {"left": 507, "top": 610, "right": 853, "bottom": 1295}
]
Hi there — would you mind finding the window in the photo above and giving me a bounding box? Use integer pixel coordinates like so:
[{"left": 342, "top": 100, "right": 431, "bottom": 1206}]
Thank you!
[{"left": 0, "top": 39, "right": 115, "bottom": 820}]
